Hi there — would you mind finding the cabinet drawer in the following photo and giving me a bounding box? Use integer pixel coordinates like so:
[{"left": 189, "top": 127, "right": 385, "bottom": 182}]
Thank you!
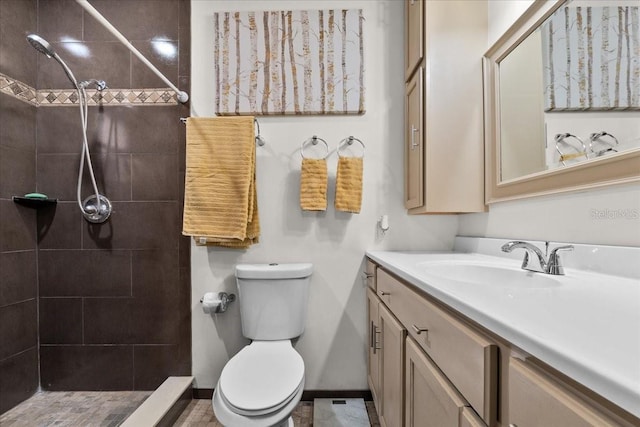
[
  {"left": 365, "top": 259, "right": 377, "bottom": 291},
  {"left": 377, "top": 268, "right": 497, "bottom": 425},
  {"left": 509, "top": 358, "right": 618, "bottom": 427}
]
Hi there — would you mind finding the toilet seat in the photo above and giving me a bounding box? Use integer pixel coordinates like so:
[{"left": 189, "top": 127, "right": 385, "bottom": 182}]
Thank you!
[{"left": 218, "top": 340, "right": 304, "bottom": 416}]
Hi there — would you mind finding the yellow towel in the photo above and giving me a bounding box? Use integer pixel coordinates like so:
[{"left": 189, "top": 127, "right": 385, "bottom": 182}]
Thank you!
[
  {"left": 182, "top": 116, "right": 259, "bottom": 249},
  {"left": 300, "top": 158, "right": 328, "bottom": 211},
  {"left": 335, "top": 157, "right": 363, "bottom": 213}
]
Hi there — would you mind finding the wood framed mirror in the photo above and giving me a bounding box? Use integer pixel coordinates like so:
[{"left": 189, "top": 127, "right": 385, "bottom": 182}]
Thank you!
[{"left": 484, "top": 0, "right": 640, "bottom": 204}]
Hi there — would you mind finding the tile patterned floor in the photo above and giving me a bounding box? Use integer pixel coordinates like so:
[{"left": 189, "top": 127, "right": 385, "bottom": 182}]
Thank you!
[
  {"left": 0, "top": 391, "right": 151, "bottom": 427},
  {"left": 0, "top": 392, "right": 381, "bottom": 427},
  {"left": 173, "top": 399, "right": 381, "bottom": 427}
]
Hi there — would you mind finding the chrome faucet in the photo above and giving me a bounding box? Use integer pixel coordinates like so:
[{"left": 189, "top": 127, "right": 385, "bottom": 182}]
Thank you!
[{"left": 501, "top": 241, "right": 573, "bottom": 275}]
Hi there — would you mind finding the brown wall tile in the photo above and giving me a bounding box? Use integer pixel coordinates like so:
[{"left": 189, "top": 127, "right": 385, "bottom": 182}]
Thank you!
[
  {"left": 178, "top": 0, "right": 190, "bottom": 79},
  {"left": 132, "top": 250, "right": 180, "bottom": 302},
  {"left": 83, "top": 0, "right": 179, "bottom": 42},
  {"left": 36, "top": 154, "right": 80, "bottom": 201},
  {"left": 133, "top": 345, "right": 181, "bottom": 390},
  {"left": 131, "top": 298, "right": 180, "bottom": 345},
  {"left": 0, "top": 251, "right": 37, "bottom": 306},
  {"left": 0, "top": 147, "right": 36, "bottom": 200},
  {"left": 40, "top": 345, "right": 133, "bottom": 390},
  {"left": 0, "top": 300, "right": 37, "bottom": 360},
  {"left": 131, "top": 41, "right": 179, "bottom": 88},
  {"left": 37, "top": 106, "right": 183, "bottom": 155},
  {"left": 37, "top": 0, "right": 83, "bottom": 43},
  {"left": 0, "top": 94, "right": 36, "bottom": 151},
  {"left": 39, "top": 297, "right": 83, "bottom": 344},
  {"left": 38, "top": 41, "right": 131, "bottom": 89},
  {"left": 84, "top": 296, "right": 179, "bottom": 345},
  {"left": 36, "top": 106, "right": 84, "bottom": 154},
  {"left": 82, "top": 202, "right": 180, "bottom": 250},
  {"left": 39, "top": 249, "right": 131, "bottom": 297},
  {"left": 0, "top": 201, "right": 36, "bottom": 252},
  {"left": 0, "top": 348, "right": 38, "bottom": 413},
  {"left": 81, "top": 154, "right": 132, "bottom": 201},
  {"left": 0, "top": 0, "right": 37, "bottom": 87},
  {"left": 25, "top": 0, "right": 191, "bottom": 394},
  {"left": 83, "top": 297, "right": 136, "bottom": 344},
  {"left": 41, "top": 153, "right": 131, "bottom": 203},
  {"left": 37, "top": 202, "right": 82, "bottom": 249},
  {"left": 131, "top": 154, "right": 177, "bottom": 201}
]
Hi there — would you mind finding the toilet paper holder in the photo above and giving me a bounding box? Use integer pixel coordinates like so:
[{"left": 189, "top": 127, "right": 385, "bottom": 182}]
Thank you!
[{"left": 200, "top": 292, "right": 236, "bottom": 314}]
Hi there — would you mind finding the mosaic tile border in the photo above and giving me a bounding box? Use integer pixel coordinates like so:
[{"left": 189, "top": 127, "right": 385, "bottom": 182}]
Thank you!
[
  {"left": 0, "top": 73, "right": 38, "bottom": 105},
  {"left": 0, "top": 73, "right": 178, "bottom": 106}
]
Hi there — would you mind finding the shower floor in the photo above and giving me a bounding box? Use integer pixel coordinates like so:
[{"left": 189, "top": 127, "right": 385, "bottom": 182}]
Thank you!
[{"left": 0, "top": 391, "right": 151, "bottom": 427}]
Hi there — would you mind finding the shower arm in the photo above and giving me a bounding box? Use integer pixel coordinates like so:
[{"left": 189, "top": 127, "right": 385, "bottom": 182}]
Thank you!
[{"left": 75, "top": 0, "right": 189, "bottom": 104}]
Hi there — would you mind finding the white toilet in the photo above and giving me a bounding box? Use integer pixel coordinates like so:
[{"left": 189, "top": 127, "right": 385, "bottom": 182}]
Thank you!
[{"left": 212, "top": 263, "right": 313, "bottom": 427}]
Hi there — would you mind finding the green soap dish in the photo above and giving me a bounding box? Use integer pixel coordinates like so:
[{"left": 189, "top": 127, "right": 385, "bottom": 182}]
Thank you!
[
  {"left": 24, "top": 192, "right": 49, "bottom": 199},
  {"left": 12, "top": 194, "right": 57, "bottom": 208}
]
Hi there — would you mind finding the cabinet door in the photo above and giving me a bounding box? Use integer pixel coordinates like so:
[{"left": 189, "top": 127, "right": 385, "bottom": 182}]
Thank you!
[
  {"left": 367, "top": 288, "right": 381, "bottom": 410},
  {"left": 460, "top": 407, "right": 486, "bottom": 427},
  {"left": 405, "top": 67, "right": 424, "bottom": 210},
  {"left": 405, "top": 336, "right": 467, "bottom": 427},
  {"left": 379, "top": 303, "right": 406, "bottom": 427},
  {"left": 509, "top": 358, "right": 618, "bottom": 427},
  {"left": 405, "top": 0, "right": 423, "bottom": 79},
  {"left": 378, "top": 268, "right": 497, "bottom": 425}
]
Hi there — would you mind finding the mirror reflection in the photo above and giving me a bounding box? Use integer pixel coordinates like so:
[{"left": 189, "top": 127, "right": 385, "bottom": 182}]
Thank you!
[{"left": 499, "top": 0, "right": 640, "bottom": 182}]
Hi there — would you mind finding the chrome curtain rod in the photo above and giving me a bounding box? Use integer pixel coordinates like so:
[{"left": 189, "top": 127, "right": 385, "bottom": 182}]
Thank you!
[{"left": 75, "top": 0, "right": 189, "bottom": 104}]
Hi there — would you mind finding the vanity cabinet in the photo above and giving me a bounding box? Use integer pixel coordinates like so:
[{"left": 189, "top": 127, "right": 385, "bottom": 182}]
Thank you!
[
  {"left": 367, "top": 257, "right": 639, "bottom": 427},
  {"left": 367, "top": 288, "right": 381, "bottom": 410},
  {"left": 509, "top": 358, "right": 619, "bottom": 427},
  {"left": 377, "top": 268, "right": 497, "bottom": 425},
  {"left": 403, "top": 0, "right": 487, "bottom": 214},
  {"left": 368, "top": 287, "right": 406, "bottom": 427},
  {"left": 370, "top": 264, "right": 496, "bottom": 427}
]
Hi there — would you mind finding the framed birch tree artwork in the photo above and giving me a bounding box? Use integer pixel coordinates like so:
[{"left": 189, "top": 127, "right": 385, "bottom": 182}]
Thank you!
[
  {"left": 214, "top": 9, "right": 365, "bottom": 115},
  {"left": 542, "top": 5, "right": 640, "bottom": 111}
]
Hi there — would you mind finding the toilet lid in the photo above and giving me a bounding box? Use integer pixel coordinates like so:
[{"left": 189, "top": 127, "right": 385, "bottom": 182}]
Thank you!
[{"left": 219, "top": 341, "right": 304, "bottom": 413}]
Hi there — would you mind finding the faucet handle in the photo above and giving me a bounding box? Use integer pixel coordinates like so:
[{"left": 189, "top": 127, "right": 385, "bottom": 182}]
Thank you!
[{"left": 547, "top": 245, "right": 574, "bottom": 275}]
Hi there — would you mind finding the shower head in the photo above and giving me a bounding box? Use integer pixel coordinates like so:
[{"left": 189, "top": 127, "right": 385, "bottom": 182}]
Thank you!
[
  {"left": 27, "top": 34, "right": 56, "bottom": 58},
  {"left": 26, "top": 34, "right": 107, "bottom": 92},
  {"left": 26, "top": 33, "right": 80, "bottom": 89}
]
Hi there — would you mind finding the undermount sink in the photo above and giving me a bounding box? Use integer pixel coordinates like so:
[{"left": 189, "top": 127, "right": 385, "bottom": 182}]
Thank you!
[{"left": 416, "top": 261, "right": 563, "bottom": 288}]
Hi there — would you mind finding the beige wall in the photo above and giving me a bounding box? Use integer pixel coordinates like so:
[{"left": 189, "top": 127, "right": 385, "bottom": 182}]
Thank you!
[{"left": 190, "top": 0, "right": 457, "bottom": 390}]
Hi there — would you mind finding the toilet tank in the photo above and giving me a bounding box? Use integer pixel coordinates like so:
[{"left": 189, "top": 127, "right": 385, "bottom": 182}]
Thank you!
[{"left": 235, "top": 263, "right": 312, "bottom": 340}]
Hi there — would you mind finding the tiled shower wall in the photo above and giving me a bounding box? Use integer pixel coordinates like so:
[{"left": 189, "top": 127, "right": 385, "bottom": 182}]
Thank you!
[
  {"left": 0, "top": 0, "right": 39, "bottom": 414},
  {"left": 0, "top": 0, "right": 190, "bottom": 413}
]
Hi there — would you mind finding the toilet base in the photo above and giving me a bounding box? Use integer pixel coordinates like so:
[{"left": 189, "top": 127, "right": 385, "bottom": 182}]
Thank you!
[
  {"left": 273, "top": 416, "right": 294, "bottom": 427},
  {"left": 212, "top": 378, "right": 304, "bottom": 427}
]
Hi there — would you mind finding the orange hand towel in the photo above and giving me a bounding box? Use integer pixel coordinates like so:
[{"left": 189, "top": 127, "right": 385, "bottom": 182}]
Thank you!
[
  {"left": 335, "top": 156, "right": 363, "bottom": 213},
  {"left": 300, "top": 158, "right": 328, "bottom": 211},
  {"left": 182, "top": 116, "right": 259, "bottom": 248}
]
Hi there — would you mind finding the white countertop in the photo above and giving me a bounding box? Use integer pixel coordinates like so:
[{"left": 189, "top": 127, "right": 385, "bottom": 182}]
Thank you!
[{"left": 366, "top": 247, "right": 640, "bottom": 418}]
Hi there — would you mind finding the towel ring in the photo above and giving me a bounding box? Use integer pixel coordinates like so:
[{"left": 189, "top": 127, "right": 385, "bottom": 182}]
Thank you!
[
  {"left": 254, "top": 118, "right": 266, "bottom": 146},
  {"left": 554, "top": 133, "right": 587, "bottom": 166},
  {"left": 337, "top": 136, "right": 365, "bottom": 158},
  {"left": 589, "top": 131, "right": 618, "bottom": 157},
  {"left": 301, "top": 136, "right": 329, "bottom": 159}
]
